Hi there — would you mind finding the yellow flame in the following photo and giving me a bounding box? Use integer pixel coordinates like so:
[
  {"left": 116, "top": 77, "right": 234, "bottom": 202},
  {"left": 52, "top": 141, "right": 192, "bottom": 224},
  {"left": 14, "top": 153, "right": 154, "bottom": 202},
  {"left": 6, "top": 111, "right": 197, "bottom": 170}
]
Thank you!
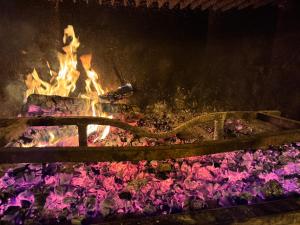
[
  {"left": 24, "top": 25, "right": 112, "bottom": 144},
  {"left": 24, "top": 25, "right": 80, "bottom": 100},
  {"left": 80, "top": 54, "right": 112, "bottom": 139}
]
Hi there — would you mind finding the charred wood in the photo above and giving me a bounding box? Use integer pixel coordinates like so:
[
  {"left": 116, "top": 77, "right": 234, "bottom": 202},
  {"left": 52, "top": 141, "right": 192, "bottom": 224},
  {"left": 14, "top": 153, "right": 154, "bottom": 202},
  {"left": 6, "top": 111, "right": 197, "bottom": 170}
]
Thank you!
[{"left": 22, "top": 94, "right": 138, "bottom": 116}]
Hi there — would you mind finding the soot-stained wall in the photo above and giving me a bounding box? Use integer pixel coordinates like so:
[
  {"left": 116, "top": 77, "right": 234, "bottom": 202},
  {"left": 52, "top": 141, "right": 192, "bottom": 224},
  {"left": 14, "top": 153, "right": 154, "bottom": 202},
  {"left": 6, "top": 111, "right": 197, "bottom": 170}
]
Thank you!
[{"left": 0, "top": 0, "right": 299, "bottom": 119}]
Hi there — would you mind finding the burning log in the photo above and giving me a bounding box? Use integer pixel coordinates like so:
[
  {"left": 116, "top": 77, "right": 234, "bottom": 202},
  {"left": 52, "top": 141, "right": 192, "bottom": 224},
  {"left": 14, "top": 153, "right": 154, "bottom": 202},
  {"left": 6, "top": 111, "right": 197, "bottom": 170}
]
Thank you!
[
  {"left": 99, "top": 83, "right": 134, "bottom": 102},
  {"left": 22, "top": 94, "right": 138, "bottom": 116}
]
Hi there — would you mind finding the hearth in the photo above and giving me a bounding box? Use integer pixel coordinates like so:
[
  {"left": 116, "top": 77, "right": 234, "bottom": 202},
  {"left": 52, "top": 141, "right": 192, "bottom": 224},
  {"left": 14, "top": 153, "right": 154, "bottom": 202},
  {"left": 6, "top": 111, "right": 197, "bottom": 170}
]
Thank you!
[{"left": 0, "top": 0, "right": 300, "bottom": 225}]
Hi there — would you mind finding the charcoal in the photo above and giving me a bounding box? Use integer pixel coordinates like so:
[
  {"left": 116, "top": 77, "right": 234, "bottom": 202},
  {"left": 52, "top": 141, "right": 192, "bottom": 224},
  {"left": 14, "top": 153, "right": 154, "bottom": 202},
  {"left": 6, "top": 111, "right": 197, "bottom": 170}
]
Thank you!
[
  {"left": 85, "top": 196, "right": 97, "bottom": 210},
  {"left": 156, "top": 172, "right": 168, "bottom": 180},
  {"left": 157, "top": 163, "right": 173, "bottom": 173},
  {"left": 206, "top": 200, "right": 219, "bottom": 209},
  {"left": 262, "top": 180, "right": 284, "bottom": 199},
  {"left": 42, "top": 164, "right": 59, "bottom": 177},
  {"left": 8, "top": 164, "right": 30, "bottom": 178},
  {"left": 114, "top": 177, "right": 123, "bottom": 184},
  {"left": 100, "top": 198, "right": 115, "bottom": 217},
  {"left": 91, "top": 167, "right": 100, "bottom": 175},
  {"left": 118, "top": 192, "right": 132, "bottom": 200},
  {"left": 4, "top": 206, "right": 21, "bottom": 216},
  {"left": 146, "top": 168, "right": 155, "bottom": 174},
  {"left": 189, "top": 199, "right": 205, "bottom": 210},
  {"left": 21, "top": 200, "right": 32, "bottom": 208},
  {"left": 143, "top": 204, "right": 157, "bottom": 215}
]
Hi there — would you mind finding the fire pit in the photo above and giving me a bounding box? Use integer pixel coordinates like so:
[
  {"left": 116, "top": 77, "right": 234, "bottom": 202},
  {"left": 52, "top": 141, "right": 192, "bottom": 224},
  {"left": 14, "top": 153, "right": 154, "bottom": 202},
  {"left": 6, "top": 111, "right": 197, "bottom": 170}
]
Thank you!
[{"left": 1, "top": 0, "right": 300, "bottom": 224}]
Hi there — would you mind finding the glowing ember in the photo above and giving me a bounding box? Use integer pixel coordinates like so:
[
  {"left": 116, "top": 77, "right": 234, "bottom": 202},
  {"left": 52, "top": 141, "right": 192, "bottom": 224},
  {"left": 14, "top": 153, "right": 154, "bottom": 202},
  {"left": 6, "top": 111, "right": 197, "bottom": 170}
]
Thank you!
[
  {"left": 0, "top": 144, "right": 300, "bottom": 224},
  {"left": 23, "top": 25, "right": 112, "bottom": 145}
]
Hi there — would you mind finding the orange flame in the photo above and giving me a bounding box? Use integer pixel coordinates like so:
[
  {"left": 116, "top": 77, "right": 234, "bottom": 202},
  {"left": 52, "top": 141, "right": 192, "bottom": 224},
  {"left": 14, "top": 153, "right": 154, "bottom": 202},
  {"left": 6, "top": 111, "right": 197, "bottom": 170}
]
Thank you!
[{"left": 24, "top": 25, "right": 112, "bottom": 144}]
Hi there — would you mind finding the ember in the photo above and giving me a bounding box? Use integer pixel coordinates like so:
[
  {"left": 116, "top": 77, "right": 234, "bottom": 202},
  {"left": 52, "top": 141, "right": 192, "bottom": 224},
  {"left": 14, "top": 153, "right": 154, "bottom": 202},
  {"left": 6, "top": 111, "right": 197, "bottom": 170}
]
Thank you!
[
  {"left": 0, "top": 1, "right": 300, "bottom": 223},
  {"left": 1, "top": 144, "right": 300, "bottom": 224}
]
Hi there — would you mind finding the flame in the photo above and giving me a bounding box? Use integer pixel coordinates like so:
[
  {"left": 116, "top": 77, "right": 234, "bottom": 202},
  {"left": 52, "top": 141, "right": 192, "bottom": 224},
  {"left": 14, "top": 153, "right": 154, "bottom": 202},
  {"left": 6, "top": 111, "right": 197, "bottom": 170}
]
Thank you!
[
  {"left": 25, "top": 25, "right": 80, "bottom": 100},
  {"left": 80, "top": 54, "right": 111, "bottom": 139},
  {"left": 24, "top": 25, "right": 112, "bottom": 144}
]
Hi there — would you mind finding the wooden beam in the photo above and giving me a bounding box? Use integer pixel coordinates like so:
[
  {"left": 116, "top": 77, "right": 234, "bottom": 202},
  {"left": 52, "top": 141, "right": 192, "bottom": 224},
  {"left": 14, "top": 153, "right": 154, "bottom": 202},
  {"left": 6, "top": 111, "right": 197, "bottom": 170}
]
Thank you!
[
  {"left": 1, "top": 128, "right": 299, "bottom": 163},
  {"left": 257, "top": 113, "right": 300, "bottom": 130}
]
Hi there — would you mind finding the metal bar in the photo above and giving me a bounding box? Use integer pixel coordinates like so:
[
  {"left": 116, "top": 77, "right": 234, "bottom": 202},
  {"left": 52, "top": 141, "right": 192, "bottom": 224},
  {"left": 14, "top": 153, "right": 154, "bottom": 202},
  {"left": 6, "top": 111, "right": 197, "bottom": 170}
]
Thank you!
[
  {"left": 257, "top": 113, "right": 300, "bottom": 130},
  {"left": 1, "top": 129, "right": 299, "bottom": 163},
  {"left": 0, "top": 110, "right": 281, "bottom": 127},
  {"left": 77, "top": 124, "right": 87, "bottom": 147}
]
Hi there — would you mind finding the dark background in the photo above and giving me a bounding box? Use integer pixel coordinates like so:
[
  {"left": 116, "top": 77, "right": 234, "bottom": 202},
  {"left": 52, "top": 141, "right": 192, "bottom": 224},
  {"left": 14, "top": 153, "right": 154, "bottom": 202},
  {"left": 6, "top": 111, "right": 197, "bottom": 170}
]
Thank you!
[{"left": 0, "top": 0, "right": 299, "bottom": 119}]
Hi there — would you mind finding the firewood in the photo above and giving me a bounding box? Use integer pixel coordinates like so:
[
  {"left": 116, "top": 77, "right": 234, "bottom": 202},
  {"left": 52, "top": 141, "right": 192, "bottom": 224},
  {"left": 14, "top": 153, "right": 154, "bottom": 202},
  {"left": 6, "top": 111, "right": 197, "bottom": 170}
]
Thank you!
[{"left": 22, "top": 94, "right": 138, "bottom": 116}]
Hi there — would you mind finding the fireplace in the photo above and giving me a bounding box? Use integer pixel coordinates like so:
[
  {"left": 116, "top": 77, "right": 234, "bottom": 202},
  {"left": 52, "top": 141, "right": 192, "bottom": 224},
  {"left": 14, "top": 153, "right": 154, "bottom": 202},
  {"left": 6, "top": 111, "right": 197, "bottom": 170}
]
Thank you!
[{"left": 0, "top": 0, "right": 300, "bottom": 225}]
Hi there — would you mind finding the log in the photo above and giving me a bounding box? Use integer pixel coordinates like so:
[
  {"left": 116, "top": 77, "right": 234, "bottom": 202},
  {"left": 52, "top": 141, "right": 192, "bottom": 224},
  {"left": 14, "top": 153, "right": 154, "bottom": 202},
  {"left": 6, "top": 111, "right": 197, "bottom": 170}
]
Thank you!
[
  {"left": 22, "top": 94, "right": 138, "bottom": 116},
  {"left": 1, "top": 128, "right": 299, "bottom": 163}
]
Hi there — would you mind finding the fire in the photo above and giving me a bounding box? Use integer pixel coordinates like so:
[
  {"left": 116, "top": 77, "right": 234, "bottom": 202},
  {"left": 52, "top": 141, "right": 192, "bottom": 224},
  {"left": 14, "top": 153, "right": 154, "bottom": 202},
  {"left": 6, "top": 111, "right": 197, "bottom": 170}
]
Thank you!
[
  {"left": 24, "top": 25, "right": 112, "bottom": 145},
  {"left": 25, "top": 25, "right": 80, "bottom": 99}
]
